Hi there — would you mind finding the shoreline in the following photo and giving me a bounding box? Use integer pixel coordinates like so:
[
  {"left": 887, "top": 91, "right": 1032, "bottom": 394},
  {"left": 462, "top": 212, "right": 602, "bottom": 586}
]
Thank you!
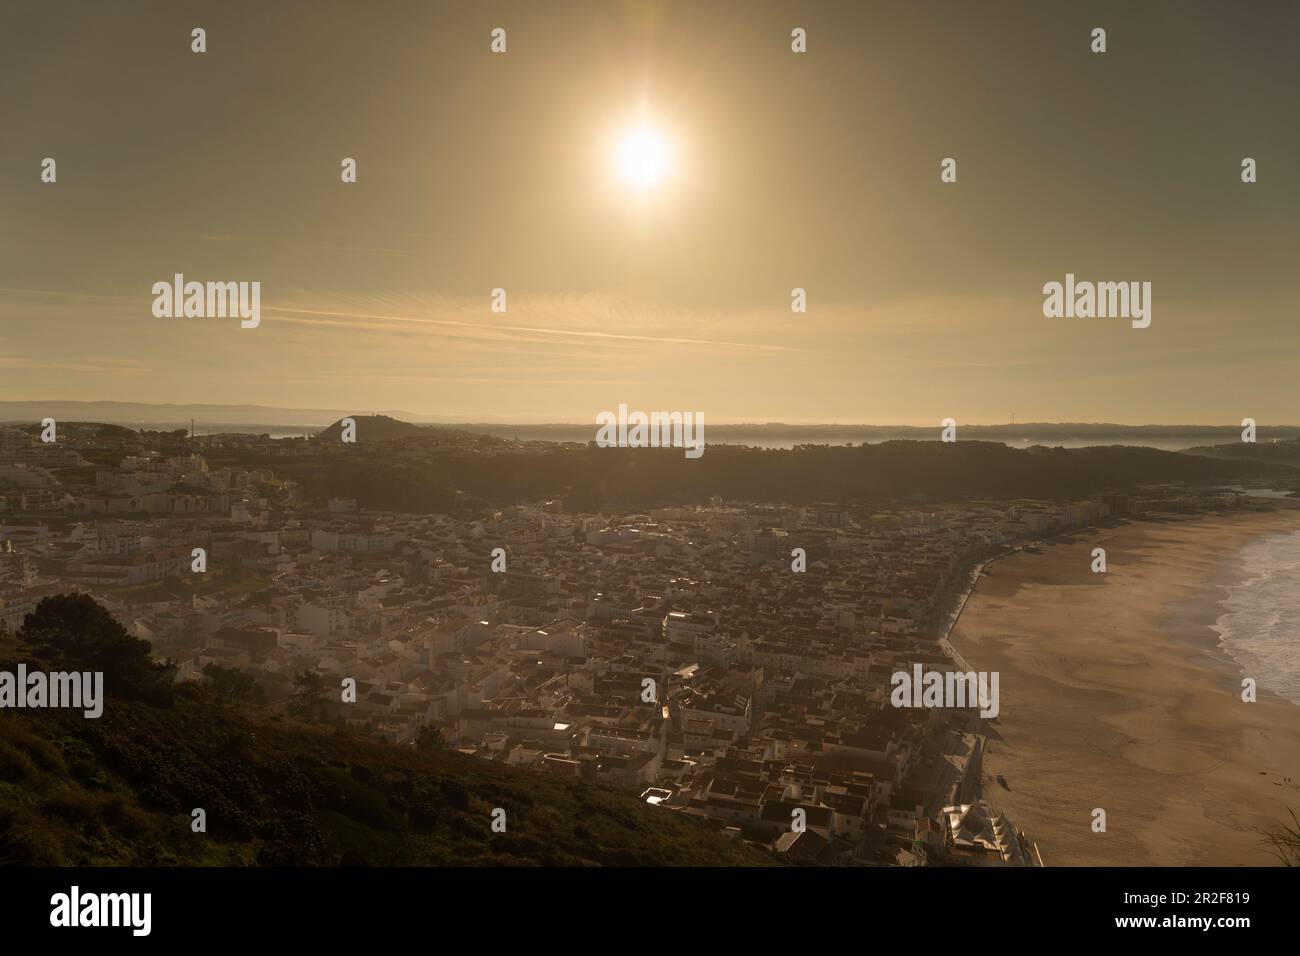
[{"left": 949, "top": 507, "right": 1300, "bottom": 866}]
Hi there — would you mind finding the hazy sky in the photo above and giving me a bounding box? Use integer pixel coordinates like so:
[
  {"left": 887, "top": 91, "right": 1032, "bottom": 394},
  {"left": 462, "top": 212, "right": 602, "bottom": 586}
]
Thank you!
[{"left": 2, "top": 0, "right": 1297, "bottom": 424}]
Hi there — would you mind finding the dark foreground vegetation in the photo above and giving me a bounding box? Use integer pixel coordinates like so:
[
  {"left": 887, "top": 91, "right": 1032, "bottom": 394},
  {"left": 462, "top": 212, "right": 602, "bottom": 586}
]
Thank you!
[
  {"left": 0, "top": 596, "right": 770, "bottom": 867},
  {"left": 299, "top": 438, "right": 1300, "bottom": 514}
]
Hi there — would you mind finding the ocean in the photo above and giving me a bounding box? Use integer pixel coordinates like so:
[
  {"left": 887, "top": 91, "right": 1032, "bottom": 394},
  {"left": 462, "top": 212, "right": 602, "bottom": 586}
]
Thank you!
[
  {"left": 170, "top": 422, "right": 1242, "bottom": 451},
  {"left": 1213, "top": 529, "right": 1300, "bottom": 706},
  {"left": 29, "top": 412, "right": 1294, "bottom": 450},
  {"left": 465, "top": 427, "right": 1215, "bottom": 451}
]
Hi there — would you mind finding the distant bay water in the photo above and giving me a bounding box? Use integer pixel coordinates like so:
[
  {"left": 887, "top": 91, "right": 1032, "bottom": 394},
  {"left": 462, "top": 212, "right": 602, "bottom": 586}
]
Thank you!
[
  {"left": 68, "top": 418, "right": 1300, "bottom": 452},
  {"left": 462, "top": 426, "right": 1223, "bottom": 451},
  {"left": 157, "top": 422, "right": 1288, "bottom": 452}
]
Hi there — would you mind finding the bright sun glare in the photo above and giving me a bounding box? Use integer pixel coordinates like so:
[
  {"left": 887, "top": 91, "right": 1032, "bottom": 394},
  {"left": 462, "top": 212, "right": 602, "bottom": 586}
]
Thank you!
[{"left": 614, "top": 124, "right": 671, "bottom": 190}]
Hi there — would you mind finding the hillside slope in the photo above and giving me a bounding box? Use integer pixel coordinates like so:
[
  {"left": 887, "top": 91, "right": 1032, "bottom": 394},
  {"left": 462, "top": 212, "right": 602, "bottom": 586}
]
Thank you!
[
  {"left": 1181, "top": 438, "right": 1300, "bottom": 470},
  {"left": 0, "top": 607, "right": 770, "bottom": 868},
  {"left": 304, "top": 439, "right": 1300, "bottom": 513},
  {"left": 0, "top": 694, "right": 771, "bottom": 867}
]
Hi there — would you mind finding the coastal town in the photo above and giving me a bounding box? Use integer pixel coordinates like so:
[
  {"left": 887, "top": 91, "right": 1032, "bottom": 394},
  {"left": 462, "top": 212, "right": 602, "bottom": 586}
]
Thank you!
[{"left": 1, "top": 421, "right": 1285, "bottom": 866}]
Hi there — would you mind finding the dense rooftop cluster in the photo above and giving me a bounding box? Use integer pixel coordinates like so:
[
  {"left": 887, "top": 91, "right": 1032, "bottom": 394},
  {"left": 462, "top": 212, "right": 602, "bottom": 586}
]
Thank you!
[{"left": 1, "top": 422, "right": 1274, "bottom": 864}]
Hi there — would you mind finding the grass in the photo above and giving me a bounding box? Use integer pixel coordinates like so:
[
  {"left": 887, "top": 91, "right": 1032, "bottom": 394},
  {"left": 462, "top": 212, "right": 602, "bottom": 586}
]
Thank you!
[{"left": 1264, "top": 809, "right": 1300, "bottom": 866}]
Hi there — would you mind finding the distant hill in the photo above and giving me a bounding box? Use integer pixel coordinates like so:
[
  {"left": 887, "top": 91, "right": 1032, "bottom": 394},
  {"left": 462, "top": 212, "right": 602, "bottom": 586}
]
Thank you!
[
  {"left": 304, "top": 439, "right": 1300, "bottom": 513},
  {"left": 313, "top": 415, "right": 429, "bottom": 444},
  {"left": 0, "top": 401, "right": 431, "bottom": 428},
  {"left": 1181, "top": 439, "right": 1300, "bottom": 469},
  {"left": 3, "top": 421, "right": 145, "bottom": 441},
  {"left": 7, "top": 403, "right": 1298, "bottom": 438}
]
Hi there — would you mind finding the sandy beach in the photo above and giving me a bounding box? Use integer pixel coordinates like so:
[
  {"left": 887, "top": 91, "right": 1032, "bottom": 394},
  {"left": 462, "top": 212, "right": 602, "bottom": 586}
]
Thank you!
[{"left": 950, "top": 508, "right": 1300, "bottom": 866}]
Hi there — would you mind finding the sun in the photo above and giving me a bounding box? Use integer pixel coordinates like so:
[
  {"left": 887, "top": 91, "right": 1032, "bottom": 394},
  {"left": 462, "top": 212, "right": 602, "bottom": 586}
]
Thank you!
[{"left": 613, "top": 124, "right": 671, "bottom": 191}]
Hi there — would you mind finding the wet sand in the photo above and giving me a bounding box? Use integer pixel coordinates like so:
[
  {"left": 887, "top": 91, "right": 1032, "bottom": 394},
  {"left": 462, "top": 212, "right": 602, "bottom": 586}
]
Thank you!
[{"left": 950, "top": 508, "right": 1300, "bottom": 866}]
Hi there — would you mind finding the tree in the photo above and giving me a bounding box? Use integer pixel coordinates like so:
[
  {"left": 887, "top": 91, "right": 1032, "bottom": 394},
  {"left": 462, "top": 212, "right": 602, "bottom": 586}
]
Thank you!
[
  {"left": 288, "top": 670, "right": 330, "bottom": 722},
  {"left": 414, "top": 725, "right": 447, "bottom": 751},
  {"left": 202, "top": 663, "right": 265, "bottom": 708},
  {"left": 19, "top": 593, "right": 174, "bottom": 704}
]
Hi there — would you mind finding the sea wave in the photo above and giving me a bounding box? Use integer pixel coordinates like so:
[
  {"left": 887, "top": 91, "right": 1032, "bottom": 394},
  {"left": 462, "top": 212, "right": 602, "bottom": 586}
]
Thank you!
[{"left": 1212, "top": 530, "right": 1300, "bottom": 705}]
